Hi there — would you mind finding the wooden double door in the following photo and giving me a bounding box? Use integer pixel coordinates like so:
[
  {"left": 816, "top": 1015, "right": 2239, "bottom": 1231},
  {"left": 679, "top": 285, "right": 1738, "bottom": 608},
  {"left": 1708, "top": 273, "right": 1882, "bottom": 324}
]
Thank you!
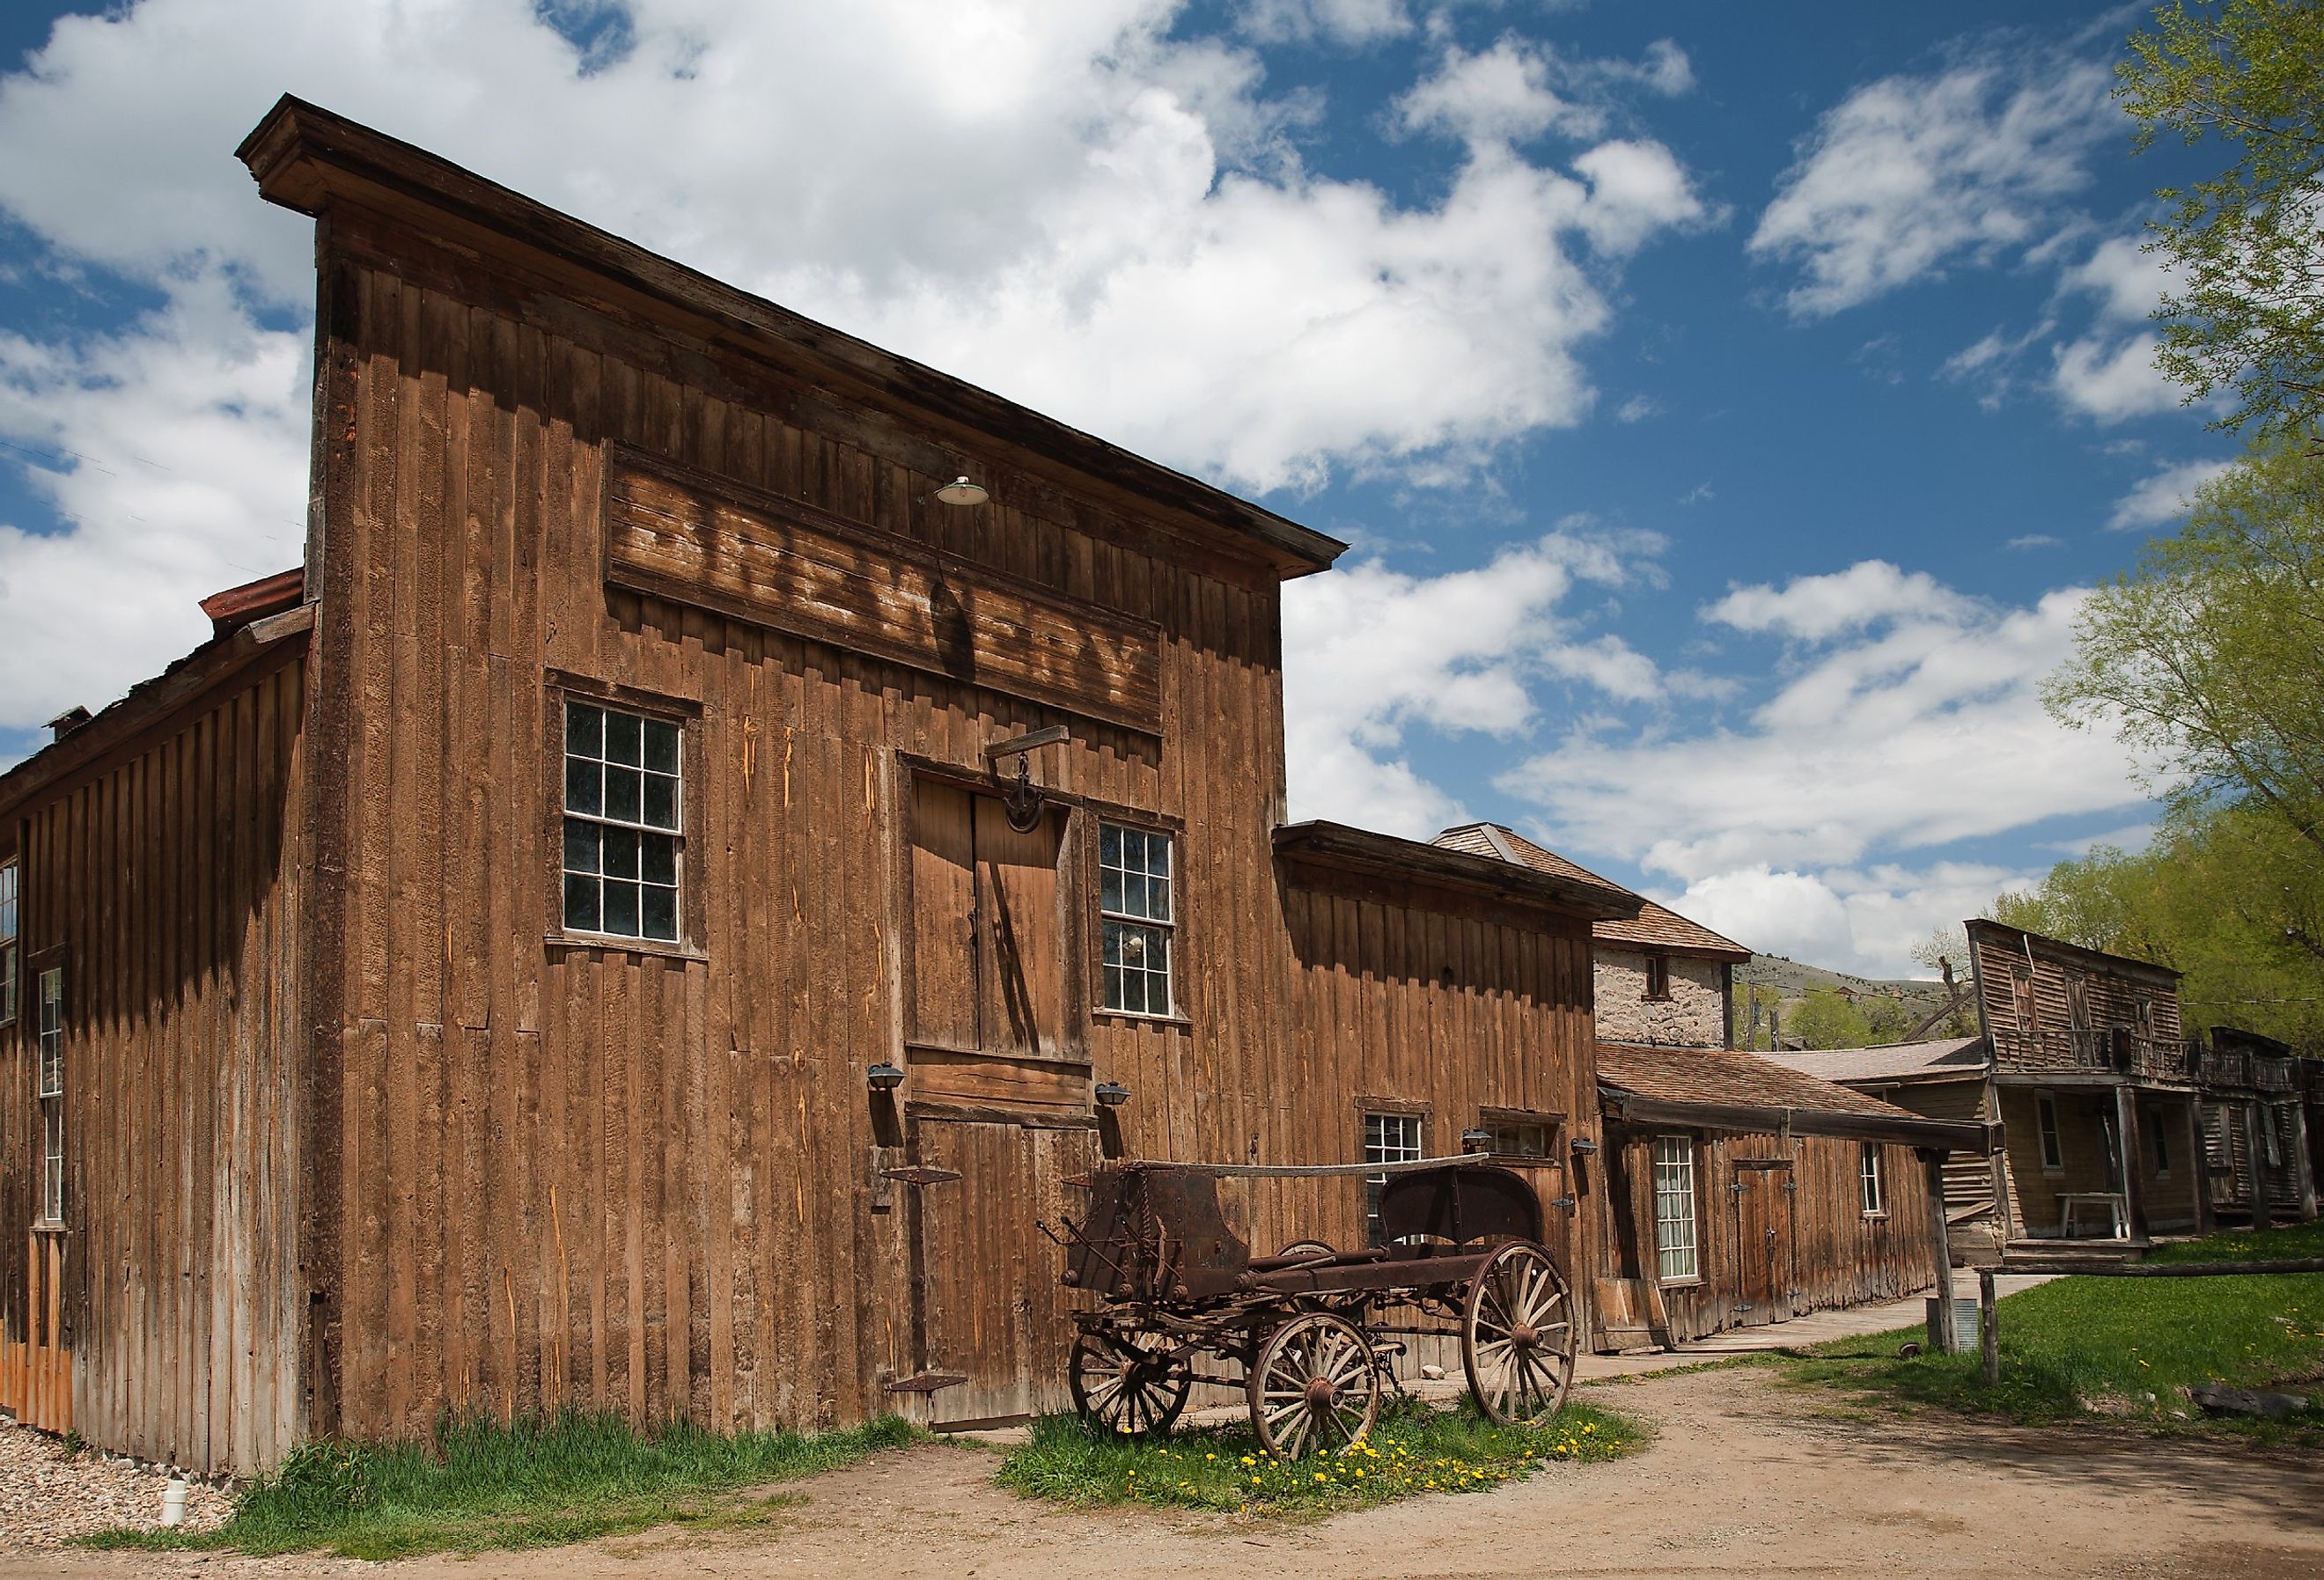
[{"left": 902, "top": 777, "right": 1096, "bottom": 1424}]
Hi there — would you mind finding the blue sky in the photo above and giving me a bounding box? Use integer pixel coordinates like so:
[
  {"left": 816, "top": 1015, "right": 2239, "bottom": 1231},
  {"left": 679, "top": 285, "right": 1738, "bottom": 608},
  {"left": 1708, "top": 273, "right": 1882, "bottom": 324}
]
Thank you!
[{"left": 0, "top": 2, "right": 2230, "bottom": 974}]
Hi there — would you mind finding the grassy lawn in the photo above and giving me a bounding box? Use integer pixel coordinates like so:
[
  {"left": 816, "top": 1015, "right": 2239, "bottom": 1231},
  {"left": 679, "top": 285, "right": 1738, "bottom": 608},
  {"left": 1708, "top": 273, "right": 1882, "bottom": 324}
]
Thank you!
[
  {"left": 2144, "top": 1220, "right": 2324, "bottom": 1265},
  {"left": 1779, "top": 1269, "right": 2324, "bottom": 1442},
  {"left": 82, "top": 1410, "right": 920, "bottom": 1562},
  {"left": 997, "top": 1397, "right": 1643, "bottom": 1515}
]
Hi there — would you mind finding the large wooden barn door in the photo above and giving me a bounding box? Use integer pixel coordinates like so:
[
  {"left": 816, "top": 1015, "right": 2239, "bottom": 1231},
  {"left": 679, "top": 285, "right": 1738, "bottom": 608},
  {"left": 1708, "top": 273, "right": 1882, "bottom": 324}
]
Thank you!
[
  {"left": 907, "top": 780, "right": 1070, "bottom": 1060},
  {"left": 910, "top": 1115, "right": 1093, "bottom": 1426},
  {"left": 1732, "top": 1162, "right": 1794, "bottom": 1326}
]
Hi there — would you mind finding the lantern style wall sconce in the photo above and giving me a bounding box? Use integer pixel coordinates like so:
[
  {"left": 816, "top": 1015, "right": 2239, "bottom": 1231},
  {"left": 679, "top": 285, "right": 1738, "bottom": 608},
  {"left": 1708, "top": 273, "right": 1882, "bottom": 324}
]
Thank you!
[
  {"left": 1460, "top": 1128, "right": 1493, "bottom": 1153},
  {"left": 1569, "top": 1135, "right": 1600, "bottom": 1157},
  {"left": 865, "top": 1062, "right": 905, "bottom": 1093},
  {"left": 1094, "top": 1081, "right": 1131, "bottom": 1108}
]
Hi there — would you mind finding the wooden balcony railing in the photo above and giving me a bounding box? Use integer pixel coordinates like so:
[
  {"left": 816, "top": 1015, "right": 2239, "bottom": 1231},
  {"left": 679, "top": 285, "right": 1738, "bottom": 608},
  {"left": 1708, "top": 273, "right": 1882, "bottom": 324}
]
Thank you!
[{"left": 1991, "top": 1027, "right": 2195, "bottom": 1081}]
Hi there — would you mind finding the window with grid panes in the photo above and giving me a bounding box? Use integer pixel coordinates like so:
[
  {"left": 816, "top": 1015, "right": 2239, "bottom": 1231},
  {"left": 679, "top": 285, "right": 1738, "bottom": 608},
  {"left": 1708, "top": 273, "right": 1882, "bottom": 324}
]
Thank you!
[
  {"left": 1859, "top": 1143, "right": 1886, "bottom": 1216},
  {"left": 563, "top": 701, "right": 682, "bottom": 944},
  {"left": 36, "top": 966, "right": 62, "bottom": 1224},
  {"left": 0, "top": 859, "right": 16, "bottom": 1025},
  {"left": 1099, "top": 823, "right": 1173, "bottom": 1017},
  {"left": 1482, "top": 1118, "right": 1554, "bottom": 1158},
  {"left": 1364, "top": 1112, "right": 1423, "bottom": 1246},
  {"left": 1652, "top": 1135, "right": 1698, "bottom": 1282}
]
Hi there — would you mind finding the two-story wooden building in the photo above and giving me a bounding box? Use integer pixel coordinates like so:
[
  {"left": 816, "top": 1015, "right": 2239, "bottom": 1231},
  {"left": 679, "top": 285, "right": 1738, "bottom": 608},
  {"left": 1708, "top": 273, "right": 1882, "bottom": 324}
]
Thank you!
[{"left": 0, "top": 99, "right": 1666, "bottom": 1471}]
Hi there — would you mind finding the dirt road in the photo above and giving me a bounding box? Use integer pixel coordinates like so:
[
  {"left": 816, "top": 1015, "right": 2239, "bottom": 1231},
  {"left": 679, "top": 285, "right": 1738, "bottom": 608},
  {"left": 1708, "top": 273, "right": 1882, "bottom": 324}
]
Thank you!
[{"left": 9, "top": 1365, "right": 2321, "bottom": 1579}]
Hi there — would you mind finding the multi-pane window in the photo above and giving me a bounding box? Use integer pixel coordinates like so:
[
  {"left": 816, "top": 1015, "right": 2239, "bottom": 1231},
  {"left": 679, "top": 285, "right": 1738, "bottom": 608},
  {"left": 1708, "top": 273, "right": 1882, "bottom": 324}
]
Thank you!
[
  {"left": 2036, "top": 1093, "right": 2064, "bottom": 1171},
  {"left": 1099, "top": 823, "right": 1173, "bottom": 1017},
  {"left": 1364, "top": 1112, "right": 1423, "bottom": 1246},
  {"left": 562, "top": 701, "right": 682, "bottom": 943},
  {"left": 36, "top": 967, "right": 63, "bottom": 1224},
  {"left": 1644, "top": 954, "right": 1670, "bottom": 1000},
  {"left": 1651, "top": 1135, "right": 1698, "bottom": 1282},
  {"left": 1482, "top": 1118, "right": 1554, "bottom": 1159},
  {"left": 1859, "top": 1143, "right": 1886, "bottom": 1217},
  {"left": 0, "top": 858, "right": 16, "bottom": 1025}
]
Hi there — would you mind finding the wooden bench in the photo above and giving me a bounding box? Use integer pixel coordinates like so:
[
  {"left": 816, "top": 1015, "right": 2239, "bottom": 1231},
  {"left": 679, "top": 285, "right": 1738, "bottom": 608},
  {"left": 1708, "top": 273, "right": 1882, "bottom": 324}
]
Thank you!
[{"left": 2057, "top": 1192, "right": 2128, "bottom": 1239}]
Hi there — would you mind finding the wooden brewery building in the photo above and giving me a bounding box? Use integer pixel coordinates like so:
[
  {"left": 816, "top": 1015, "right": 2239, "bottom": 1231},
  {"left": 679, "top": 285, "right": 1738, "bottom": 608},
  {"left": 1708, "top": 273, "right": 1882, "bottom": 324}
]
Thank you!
[
  {"left": 0, "top": 98, "right": 1672, "bottom": 1472},
  {"left": 1430, "top": 825, "right": 1988, "bottom": 1349}
]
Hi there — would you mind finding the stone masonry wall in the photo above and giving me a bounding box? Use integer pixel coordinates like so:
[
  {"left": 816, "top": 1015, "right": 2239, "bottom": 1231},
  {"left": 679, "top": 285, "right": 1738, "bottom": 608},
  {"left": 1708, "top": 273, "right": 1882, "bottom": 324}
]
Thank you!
[{"left": 1595, "top": 949, "right": 1726, "bottom": 1047}]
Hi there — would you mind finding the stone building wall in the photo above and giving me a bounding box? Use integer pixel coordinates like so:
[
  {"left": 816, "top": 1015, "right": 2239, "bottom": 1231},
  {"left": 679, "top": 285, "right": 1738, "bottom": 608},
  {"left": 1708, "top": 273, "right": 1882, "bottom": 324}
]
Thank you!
[{"left": 1594, "top": 949, "right": 1728, "bottom": 1047}]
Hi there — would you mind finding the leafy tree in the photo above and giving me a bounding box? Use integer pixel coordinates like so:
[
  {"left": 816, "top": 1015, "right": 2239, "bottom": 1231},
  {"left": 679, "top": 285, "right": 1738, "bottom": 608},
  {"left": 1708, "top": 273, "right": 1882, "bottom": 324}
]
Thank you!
[
  {"left": 1788, "top": 987, "right": 1874, "bottom": 1051},
  {"left": 1863, "top": 995, "right": 1915, "bottom": 1044},
  {"left": 2045, "top": 441, "right": 2324, "bottom": 857},
  {"left": 1729, "top": 980, "right": 1784, "bottom": 1050},
  {"left": 1911, "top": 923, "right": 1971, "bottom": 980},
  {"left": 2118, "top": 0, "right": 2324, "bottom": 438}
]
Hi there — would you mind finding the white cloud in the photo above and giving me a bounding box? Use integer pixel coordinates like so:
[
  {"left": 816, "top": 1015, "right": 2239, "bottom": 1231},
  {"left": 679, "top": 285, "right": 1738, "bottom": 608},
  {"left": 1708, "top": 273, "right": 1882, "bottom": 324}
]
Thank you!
[
  {"left": 1240, "top": 0, "right": 1413, "bottom": 47},
  {"left": 1614, "top": 393, "right": 1660, "bottom": 423},
  {"left": 1750, "top": 48, "right": 2114, "bottom": 317},
  {"left": 1703, "top": 559, "right": 1969, "bottom": 642},
  {"left": 0, "top": 268, "right": 309, "bottom": 731},
  {"left": 2051, "top": 332, "right": 2186, "bottom": 423},
  {"left": 2107, "top": 457, "right": 2231, "bottom": 531},
  {"left": 1499, "top": 562, "right": 2151, "bottom": 973},
  {"left": 0, "top": 0, "right": 1711, "bottom": 719},
  {"left": 1283, "top": 529, "right": 1658, "bottom": 836},
  {"left": 2006, "top": 533, "right": 2064, "bottom": 551},
  {"left": 1394, "top": 37, "right": 1601, "bottom": 144},
  {"left": 2062, "top": 233, "right": 2179, "bottom": 324}
]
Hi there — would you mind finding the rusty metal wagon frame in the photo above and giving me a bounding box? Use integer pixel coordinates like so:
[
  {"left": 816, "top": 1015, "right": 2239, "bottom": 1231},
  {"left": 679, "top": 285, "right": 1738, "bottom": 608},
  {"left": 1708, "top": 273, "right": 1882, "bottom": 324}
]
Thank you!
[{"left": 1045, "top": 1155, "right": 1577, "bottom": 1459}]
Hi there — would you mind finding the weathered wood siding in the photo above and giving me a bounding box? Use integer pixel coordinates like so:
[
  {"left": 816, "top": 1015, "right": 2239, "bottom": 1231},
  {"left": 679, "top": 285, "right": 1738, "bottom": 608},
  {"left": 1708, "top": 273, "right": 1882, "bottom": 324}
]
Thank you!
[
  {"left": 1970, "top": 923, "right": 2184, "bottom": 1075},
  {"left": 1275, "top": 873, "right": 1598, "bottom": 1275},
  {"left": 1601, "top": 1126, "right": 1933, "bottom": 1346},
  {"left": 0, "top": 652, "right": 309, "bottom": 1472},
  {"left": 301, "top": 201, "right": 1306, "bottom": 1443}
]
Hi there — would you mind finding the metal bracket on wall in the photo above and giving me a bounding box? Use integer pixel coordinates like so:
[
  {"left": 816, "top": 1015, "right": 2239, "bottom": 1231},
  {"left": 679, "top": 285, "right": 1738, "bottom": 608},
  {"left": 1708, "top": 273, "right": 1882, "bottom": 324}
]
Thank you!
[
  {"left": 883, "top": 1372, "right": 969, "bottom": 1394},
  {"left": 881, "top": 1166, "right": 966, "bottom": 1186}
]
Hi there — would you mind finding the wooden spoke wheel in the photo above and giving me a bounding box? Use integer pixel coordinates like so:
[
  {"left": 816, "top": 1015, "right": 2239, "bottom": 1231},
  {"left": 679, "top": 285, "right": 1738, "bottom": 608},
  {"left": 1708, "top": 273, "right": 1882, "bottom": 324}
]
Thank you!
[
  {"left": 1462, "top": 1239, "right": 1576, "bottom": 1426},
  {"left": 1069, "top": 1327, "right": 1193, "bottom": 1439},
  {"left": 1247, "top": 1311, "right": 1380, "bottom": 1460}
]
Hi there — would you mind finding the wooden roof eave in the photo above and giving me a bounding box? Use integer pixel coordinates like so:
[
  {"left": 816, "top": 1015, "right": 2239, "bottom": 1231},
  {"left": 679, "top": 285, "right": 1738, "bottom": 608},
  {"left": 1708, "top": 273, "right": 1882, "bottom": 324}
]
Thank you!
[
  {"left": 1965, "top": 917, "right": 2182, "bottom": 986},
  {"left": 234, "top": 95, "right": 1346, "bottom": 585},
  {"left": 1274, "top": 820, "right": 1643, "bottom": 923},
  {"left": 0, "top": 604, "right": 313, "bottom": 821},
  {"left": 1599, "top": 1085, "right": 1997, "bottom": 1153}
]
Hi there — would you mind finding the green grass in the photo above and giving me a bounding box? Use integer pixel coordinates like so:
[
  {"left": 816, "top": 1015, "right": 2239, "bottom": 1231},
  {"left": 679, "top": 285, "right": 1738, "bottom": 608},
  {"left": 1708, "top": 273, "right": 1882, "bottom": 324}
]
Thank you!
[
  {"left": 79, "top": 1409, "right": 921, "bottom": 1562},
  {"left": 2143, "top": 1220, "right": 2324, "bottom": 1265},
  {"left": 1778, "top": 1271, "right": 2324, "bottom": 1442},
  {"left": 997, "top": 1396, "right": 1643, "bottom": 1515}
]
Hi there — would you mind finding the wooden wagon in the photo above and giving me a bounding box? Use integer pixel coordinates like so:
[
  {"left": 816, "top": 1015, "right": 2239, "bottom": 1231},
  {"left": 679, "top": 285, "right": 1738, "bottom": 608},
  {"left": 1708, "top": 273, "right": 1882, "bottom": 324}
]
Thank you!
[{"left": 1049, "top": 1157, "right": 1576, "bottom": 1458}]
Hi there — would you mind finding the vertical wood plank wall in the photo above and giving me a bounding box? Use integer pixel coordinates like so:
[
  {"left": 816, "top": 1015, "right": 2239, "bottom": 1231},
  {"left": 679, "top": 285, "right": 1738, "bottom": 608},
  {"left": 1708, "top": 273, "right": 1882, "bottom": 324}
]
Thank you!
[
  {"left": 306, "top": 203, "right": 1308, "bottom": 1443},
  {"left": 1608, "top": 1128, "right": 1934, "bottom": 1344},
  {"left": 0, "top": 653, "right": 308, "bottom": 1472}
]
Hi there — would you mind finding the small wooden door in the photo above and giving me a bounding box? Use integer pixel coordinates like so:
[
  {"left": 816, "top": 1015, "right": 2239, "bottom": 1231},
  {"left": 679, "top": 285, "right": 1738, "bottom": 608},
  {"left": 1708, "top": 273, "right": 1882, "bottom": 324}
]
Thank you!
[
  {"left": 911, "top": 1115, "right": 1093, "bottom": 1425},
  {"left": 1732, "top": 1162, "right": 1794, "bottom": 1326},
  {"left": 908, "top": 780, "right": 1071, "bottom": 1060}
]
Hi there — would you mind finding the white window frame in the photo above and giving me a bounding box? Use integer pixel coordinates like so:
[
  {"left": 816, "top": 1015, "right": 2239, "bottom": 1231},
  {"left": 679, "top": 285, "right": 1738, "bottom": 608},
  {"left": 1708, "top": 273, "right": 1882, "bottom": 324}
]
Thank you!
[
  {"left": 1860, "top": 1143, "right": 1886, "bottom": 1218},
  {"left": 0, "top": 857, "right": 16, "bottom": 1027},
  {"left": 1098, "top": 822, "right": 1175, "bottom": 1018},
  {"left": 1652, "top": 1135, "right": 1700, "bottom": 1283},
  {"left": 1363, "top": 1111, "right": 1424, "bottom": 1246},
  {"left": 2036, "top": 1091, "right": 2064, "bottom": 1173},
  {"left": 36, "top": 966, "right": 63, "bottom": 1226},
  {"left": 560, "top": 698, "right": 684, "bottom": 944}
]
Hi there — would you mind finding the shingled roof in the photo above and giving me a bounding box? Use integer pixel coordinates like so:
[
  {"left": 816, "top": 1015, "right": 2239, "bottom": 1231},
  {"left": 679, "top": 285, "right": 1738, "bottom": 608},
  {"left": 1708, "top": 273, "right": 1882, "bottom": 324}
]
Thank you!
[
  {"left": 1434, "top": 823, "right": 1750, "bottom": 960},
  {"left": 1596, "top": 1041, "right": 1991, "bottom": 1149},
  {"left": 1762, "top": 1036, "right": 1989, "bottom": 1088}
]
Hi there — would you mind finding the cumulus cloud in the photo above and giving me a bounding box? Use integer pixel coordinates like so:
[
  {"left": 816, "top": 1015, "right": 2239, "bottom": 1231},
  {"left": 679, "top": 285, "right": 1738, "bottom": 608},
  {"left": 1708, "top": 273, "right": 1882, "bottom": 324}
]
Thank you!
[
  {"left": 1394, "top": 36, "right": 1601, "bottom": 143},
  {"left": 2107, "top": 457, "right": 2232, "bottom": 531},
  {"left": 2051, "top": 333, "right": 2186, "bottom": 423},
  {"left": 0, "top": 268, "right": 308, "bottom": 731},
  {"left": 1283, "top": 529, "right": 1660, "bottom": 836},
  {"left": 0, "top": 0, "right": 1710, "bottom": 722},
  {"left": 1499, "top": 561, "right": 2151, "bottom": 974},
  {"left": 1750, "top": 48, "right": 2114, "bottom": 317},
  {"left": 1239, "top": 0, "right": 1413, "bottom": 47}
]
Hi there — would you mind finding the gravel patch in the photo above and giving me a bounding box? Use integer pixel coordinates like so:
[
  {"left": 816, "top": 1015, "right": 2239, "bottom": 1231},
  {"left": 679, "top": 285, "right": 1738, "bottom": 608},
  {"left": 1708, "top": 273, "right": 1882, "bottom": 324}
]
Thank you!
[{"left": 0, "top": 1415, "right": 232, "bottom": 1548}]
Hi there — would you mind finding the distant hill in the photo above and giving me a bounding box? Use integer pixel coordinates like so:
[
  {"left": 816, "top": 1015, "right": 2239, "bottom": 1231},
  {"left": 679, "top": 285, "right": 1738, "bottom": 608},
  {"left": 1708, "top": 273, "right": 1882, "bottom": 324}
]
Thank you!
[{"left": 1732, "top": 953, "right": 1971, "bottom": 1047}]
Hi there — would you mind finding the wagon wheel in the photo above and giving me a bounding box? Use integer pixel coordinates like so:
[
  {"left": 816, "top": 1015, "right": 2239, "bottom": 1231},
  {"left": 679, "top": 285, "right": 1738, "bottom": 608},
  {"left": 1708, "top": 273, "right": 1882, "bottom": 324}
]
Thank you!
[
  {"left": 1069, "top": 1328, "right": 1193, "bottom": 1438},
  {"left": 1247, "top": 1312, "right": 1380, "bottom": 1460},
  {"left": 1462, "top": 1239, "right": 1576, "bottom": 1426}
]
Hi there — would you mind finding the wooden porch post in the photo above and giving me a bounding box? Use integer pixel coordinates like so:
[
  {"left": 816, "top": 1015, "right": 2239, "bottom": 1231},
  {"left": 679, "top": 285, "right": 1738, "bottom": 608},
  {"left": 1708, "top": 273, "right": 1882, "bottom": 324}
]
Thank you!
[
  {"left": 1919, "top": 1148, "right": 1956, "bottom": 1353},
  {"left": 2184, "top": 1099, "right": 2214, "bottom": 1237},
  {"left": 2244, "top": 1103, "right": 2275, "bottom": 1231},
  {"left": 2114, "top": 1085, "right": 2150, "bottom": 1245}
]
